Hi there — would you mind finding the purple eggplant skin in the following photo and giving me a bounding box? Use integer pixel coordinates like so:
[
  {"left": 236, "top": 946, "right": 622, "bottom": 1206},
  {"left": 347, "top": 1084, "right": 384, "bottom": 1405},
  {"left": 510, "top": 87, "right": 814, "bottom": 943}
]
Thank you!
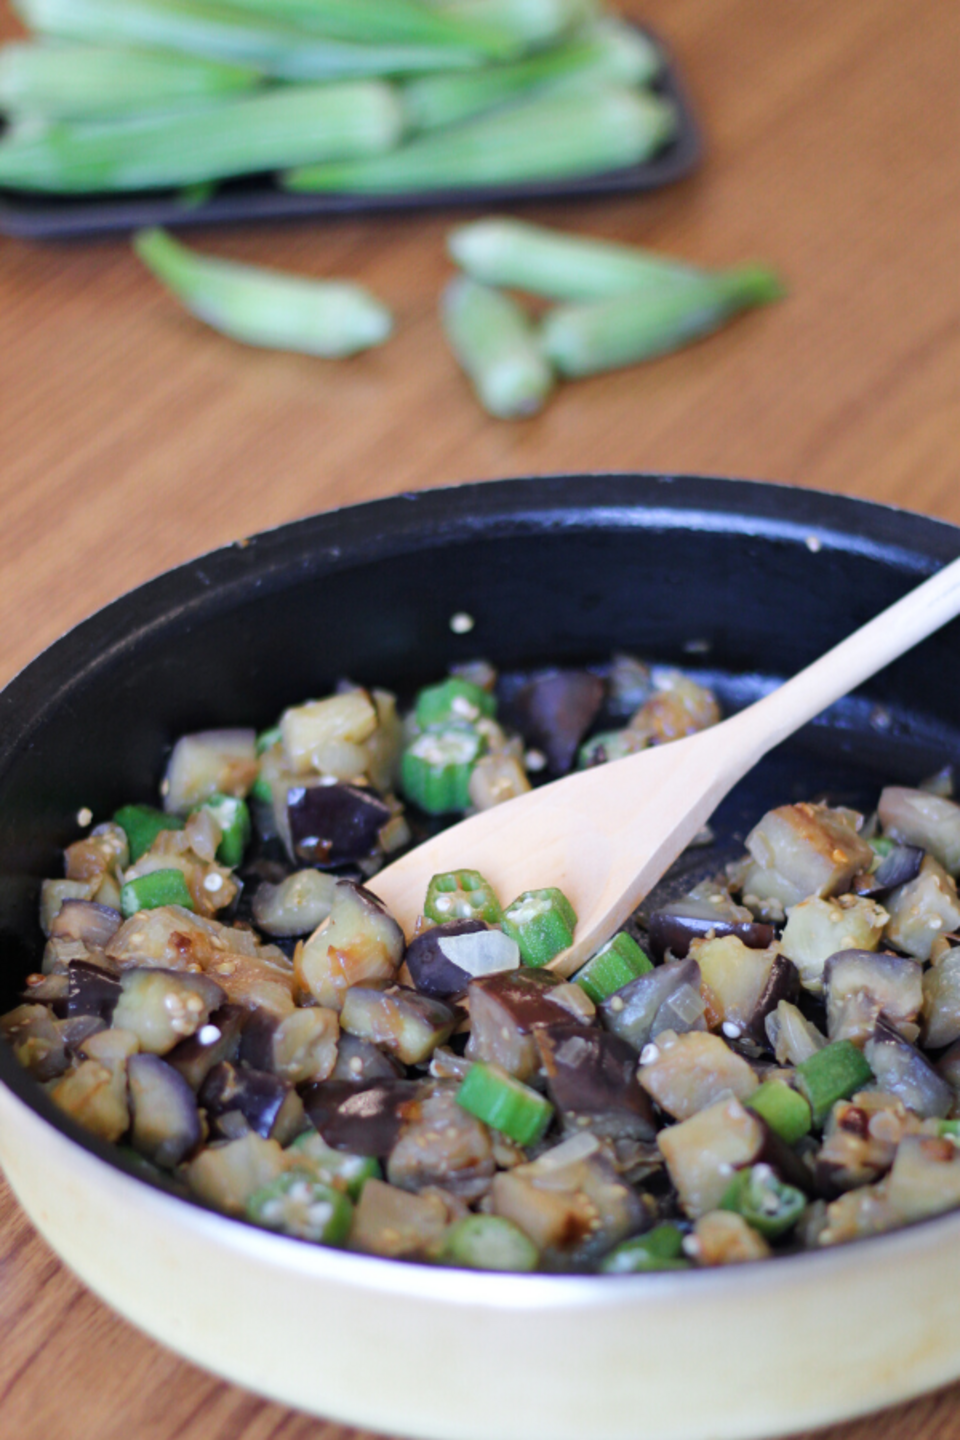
[
  {"left": 302, "top": 1078, "right": 422, "bottom": 1156},
  {"left": 536, "top": 1025, "right": 657, "bottom": 1140},
  {"left": 128, "top": 1053, "right": 202, "bottom": 1169},
  {"left": 50, "top": 899, "right": 122, "bottom": 949},
  {"left": 238, "top": 1009, "right": 280, "bottom": 1073},
  {"left": 465, "top": 966, "right": 592, "bottom": 1080},
  {"left": 66, "top": 960, "right": 122, "bottom": 1022},
  {"left": 166, "top": 1003, "right": 245, "bottom": 1092},
  {"left": 331, "top": 1032, "right": 404, "bottom": 1083},
  {"left": 599, "top": 958, "right": 703, "bottom": 1053},
  {"left": 751, "top": 1118, "right": 819, "bottom": 1197},
  {"left": 199, "top": 1060, "right": 298, "bottom": 1141},
  {"left": 747, "top": 955, "right": 801, "bottom": 1047},
  {"left": 854, "top": 844, "right": 925, "bottom": 899},
  {"left": 510, "top": 670, "right": 604, "bottom": 775},
  {"left": 647, "top": 909, "right": 775, "bottom": 963},
  {"left": 865, "top": 1019, "right": 953, "bottom": 1119},
  {"left": 404, "top": 919, "right": 490, "bottom": 998},
  {"left": 286, "top": 781, "right": 392, "bottom": 867}
]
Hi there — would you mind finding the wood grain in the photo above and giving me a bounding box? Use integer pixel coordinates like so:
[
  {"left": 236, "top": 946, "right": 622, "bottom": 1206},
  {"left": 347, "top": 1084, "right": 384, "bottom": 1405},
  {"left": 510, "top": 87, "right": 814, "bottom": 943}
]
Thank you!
[{"left": 0, "top": 0, "right": 958, "bottom": 1436}]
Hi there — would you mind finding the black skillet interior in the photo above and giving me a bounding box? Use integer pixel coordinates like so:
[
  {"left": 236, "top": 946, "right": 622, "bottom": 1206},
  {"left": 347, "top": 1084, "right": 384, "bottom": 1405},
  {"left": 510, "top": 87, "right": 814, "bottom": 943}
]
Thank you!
[{"left": 2, "top": 473, "right": 960, "bottom": 1155}]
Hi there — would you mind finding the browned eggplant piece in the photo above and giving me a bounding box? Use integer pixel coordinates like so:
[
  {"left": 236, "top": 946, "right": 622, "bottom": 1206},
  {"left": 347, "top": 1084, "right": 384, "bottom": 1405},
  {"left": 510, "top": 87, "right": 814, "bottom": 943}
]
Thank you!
[
  {"left": 239, "top": 1004, "right": 339, "bottom": 1084},
  {"left": 648, "top": 905, "right": 774, "bottom": 962},
  {"left": 404, "top": 919, "right": 519, "bottom": 998},
  {"left": 659, "top": 1096, "right": 814, "bottom": 1218},
  {"left": 853, "top": 844, "right": 924, "bottom": 899},
  {"left": 340, "top": 985, "right": 457, "bottom": 1066},
  {"left": 350, "top": 1178, "right": 452, "bottom": 1259},
  {"left": 128, "top": 1052, "right": 202, "bottom": 1168},
  {"left": 746, "top": 955, "right": 801, "bottom": 1046},
  {"left": 166, "top": 1003, "right": 245, "bottom": 1091},
  {"left": 824, "top": 950, "right": 923, "bottom": 1045},
  {"left": 387, "top": 1081, "right": 495, "bottom": 1198},
  {"left": 199, "top": 1060, "right": 303, "bottom": 1143},
  {"left": 815, "top": 1094, "right": 919, "bottom": 1197},
  {"left": 599, "top": 958, "right": 704, "bottom": 1053},
  {"left": 509, "top": 670, "right": 604, "bottom": 774},
  {"left": 302, "top": 1078, "right": 422, "bottom": 1156},
  {"left": 921, "top": 949, "right": 960, "bottom": 1049},
  {"left": 21, "top": 970, "right": 69, "bottom": 1013},
  {"left": 50, "top": 898, "right": 122, "bottom": 950},
  {"left": 0, "top": 1003, "right": 68, "bottom": 1081},
  {"left": 112, "top": 967, "right": 225, "bottom": 1055},
  {"left": 636, "top": 1030, "right": 759, "bottom": 1123},
  {"left": 864, "top": 1020, "right": 953, "bottom": 1119},
  {"left": 66, "top": 960, "right": 122, "bottom": 1022},
  {"left": 295, "top": 879, "right": 404, "bottom": 1011},
  {"left": 535, "top": 1025, "right": 656, "bottom": 1140},
  {"left": 56, "top": 1014, "right": 108, "bottom": 1054},
  {"left": 465, "top": 967, "right": 591, "bottom": 1081},
  {"left": 330, "top": 1032, "right": 404, "bottom": 1082},
  {"left": 286, "top": 780, "right": 392, "bottom": 866}
]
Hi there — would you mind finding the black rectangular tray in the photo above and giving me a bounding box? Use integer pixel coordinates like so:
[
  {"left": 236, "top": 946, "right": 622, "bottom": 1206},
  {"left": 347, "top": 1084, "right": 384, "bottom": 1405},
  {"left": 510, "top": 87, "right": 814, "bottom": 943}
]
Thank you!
[{"left": 0, "top": 27, "right": 701, "bottom": 239}]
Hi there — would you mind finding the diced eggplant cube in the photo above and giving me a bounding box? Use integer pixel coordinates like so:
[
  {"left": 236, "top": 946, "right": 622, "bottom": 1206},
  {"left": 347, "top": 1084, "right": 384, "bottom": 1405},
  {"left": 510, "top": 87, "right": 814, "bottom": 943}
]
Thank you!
[
  {"left": 599, "top": 958, "right": 704, "bottom": 1053},
  {"left": 186, "top": 1131, "right": 287, "bottom": 1215},
  {"left": 854, "top": 844, "right": 924, "bottom": 898},
  {"left": 405, "top": 920, "right": 519, "bottom": 998},
  {"left": 637, "top": 1030, "right": 758, "bottom": 1122},
  {"left": 923, "top": 949, "right": 960, "bottom": 1049},
  {"left": 864, "top": 1020, "right": 953, "bottom": 1119},
  {"left": 883, "top": 856, "right": 960, "bottom": 961},
  {"left": 350, "top": 1178, "right": 451, "bottom": 1259},
  {"left": 166, "top": 1003, "right": 245, "bottom": 1092},
  {"left": 112, "top": 968, "right": 225, "bottom": 1055},
  {"left": 252, "top": 869, "right": 338, "bottom": 937},
  {"left": 536, "top": 1024, "right": 656, "bottom": 1140},
  {"left": 50, "top": 899, "right": 122, "bottom": 950},
  {"left": 66, "top": 960, "right": 122, "bottom": 1022},
  {"left": 1, "top": 1003, "right": 68, "bottom": 1081},
  {"left": 340, "top": 985, "right": 457, "bottom": 1066},
  {"left": 302, "top": 1078, "right": 422, "bottom": 1157},
  {"left": 199, "top": 1060, "right": 303, "bottom": 1143},
  {"left": 648, "top": 901, "right": 774, "bottom": 962},
  {"left": 286, "top": 781, "right": 392, "bottom": 867},
  {"left": 128, "top": 1053, "right": 202, "bottom": 1169},
  {"left": 879, "top": 786, "right": 960, "bottom": 875},
  {"left": 824, "top": 950, "right": 922, "bottom": 1045},
  {"left": 164, "top": 728, "right": 258, "bottom": 814},
  {"left": 240, "top": 1004, "right": 340, "bottom": 1084},
  {"left": 295, "top": 880, "right": 404, "bottom": 1011},
  {"left": 745, "top": 803, "right": 873, "bottom": 907},
  {"left": 779, "top": 894, "right": 889, "bottom": 994},
  {"left": 387, "top": 1082, "right": 494, "bottom": 1198},
  {"left": 465, "top": 967, "right": 590, "bottom": 1081},
  {"left": 331, "top": 1032, "right": 404, "bottom": 1083},
  {"left": 508, "top": 670, "right": 604, "bottom": 775},
  {"left": 887, "top": 1135, "right": 960, "bottom": 1222}
]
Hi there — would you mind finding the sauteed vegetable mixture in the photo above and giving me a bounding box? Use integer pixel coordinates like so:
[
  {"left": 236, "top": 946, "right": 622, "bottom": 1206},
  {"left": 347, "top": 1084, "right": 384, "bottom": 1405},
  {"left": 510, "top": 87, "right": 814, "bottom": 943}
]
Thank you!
[{"left": 5, "top": 656, "right": 960, "bottom": 1273}]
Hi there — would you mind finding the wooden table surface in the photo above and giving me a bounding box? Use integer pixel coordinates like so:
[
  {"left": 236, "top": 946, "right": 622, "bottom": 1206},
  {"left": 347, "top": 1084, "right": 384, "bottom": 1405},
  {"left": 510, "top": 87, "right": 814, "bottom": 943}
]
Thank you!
[{"left": 0, "top": 1, "right": 958, "bottom": 1436}]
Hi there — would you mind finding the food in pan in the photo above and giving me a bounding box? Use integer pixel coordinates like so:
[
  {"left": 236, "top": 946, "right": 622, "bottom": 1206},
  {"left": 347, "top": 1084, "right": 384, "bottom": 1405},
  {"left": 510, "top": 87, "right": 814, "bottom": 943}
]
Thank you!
[{"left": 6, "top": 654, "right": 960, "bottom": 1273}]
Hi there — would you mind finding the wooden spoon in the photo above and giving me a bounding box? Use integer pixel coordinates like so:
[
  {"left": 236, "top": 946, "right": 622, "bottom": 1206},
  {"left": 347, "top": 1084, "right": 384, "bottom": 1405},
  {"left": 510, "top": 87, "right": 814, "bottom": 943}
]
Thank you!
[{"left": 371, "top": 555, "right": 960, "bottom": 976}]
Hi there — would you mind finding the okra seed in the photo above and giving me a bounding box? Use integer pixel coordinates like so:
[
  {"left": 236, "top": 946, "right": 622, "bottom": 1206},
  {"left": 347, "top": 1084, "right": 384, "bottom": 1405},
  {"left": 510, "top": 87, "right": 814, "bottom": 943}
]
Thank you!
[
  {"left": 449, "top": 612, "right": 474, "bottom": 634},
  {"left": 76, "top": 807, "right": 93, "bottom": 827},
  {"left": 204, "top": 873, "right": 224, "bottom": 893},
  {"left": 805, "top": 535, "right": 823, "bottom": 553},
  {"left": 639, "top": 1043, "right": 659, "bottom": 1065},
  {"left": 197, "top": 1024, "right": 220, "bottom": 1045}
]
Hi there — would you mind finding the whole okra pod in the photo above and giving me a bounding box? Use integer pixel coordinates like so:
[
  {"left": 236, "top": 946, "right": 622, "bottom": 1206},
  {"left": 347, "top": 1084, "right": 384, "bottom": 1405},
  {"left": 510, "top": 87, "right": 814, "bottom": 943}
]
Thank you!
[
  {"left": 441, "top": 276, "right": 554, "bottom": 419},
  {"left": 133, "top": 228, "right": 393, "bottom": 358}
]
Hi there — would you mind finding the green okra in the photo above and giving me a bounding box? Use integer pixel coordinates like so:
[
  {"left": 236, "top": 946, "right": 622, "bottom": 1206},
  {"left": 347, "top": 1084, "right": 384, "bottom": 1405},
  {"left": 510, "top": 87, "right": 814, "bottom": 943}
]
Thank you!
[
  {"left": 214, "top": 0, "right": 516, "bottom": 58},
  {"left": 600, "top": 1223, "right": 689, "bottom": 1273},
  {"left": 113, "top": 803, "right": 184, "bottom": 863},
  {"left": 720, "top": 1164, "right": 806, "bottom": 1240},
  {"left": 14, "top": 0, "right": 486, "bottom": 81},
  {"left": 424, "top": 869, "right": 503, "bottom": 925},
  {"left": 0, "top": 41, "right": 260, "bottom": 121},
  {"left": 746, "top": 1079, "right": 812, "bottom": 1146},
  {"left": 573, "top": 931, "right": 653, "bottom": 1004},
  {"left": 403, "top": 18, "right": 660, "bottom": 132},
  {"left": 440, "top": 1214, "right": 539, "bottom": 1271},
  {"left": 448, "top": 216, "right": 704, "bottom": 303},
  {"left": 284, "top": 85, "right": 676, "bottom": 193},
  {"left": 426, "top": 0, "right": 599, "bottom": 52},
  {"left": 501, "top": 887, "right": 577, "bottom": 967},
  {"left": 401, "top": 725, "right": 485, "bottom": 813},
  {"left": 795, "top": 1040, "right": 874, "bottom": 1128},
  {"left": 415, "top": 677, "right": 496, "bottom": 728},
  {"left": 540, "top": 264, "right": 786, "bottom": 378},
  {"left": 456, "top": 1060, "right": 553, "bottom": 1145},
  {"left": 0, "top": 82, "right": 405, "bottom": 193},
  {"left": 120, "top": 868, "right": 194, "bottom": 918},
  {"left": 441, "top": 277, "right": 554, "bottom": 420},
  {"left": 134, "top": 228, "right": 393, "bottom": 357}
]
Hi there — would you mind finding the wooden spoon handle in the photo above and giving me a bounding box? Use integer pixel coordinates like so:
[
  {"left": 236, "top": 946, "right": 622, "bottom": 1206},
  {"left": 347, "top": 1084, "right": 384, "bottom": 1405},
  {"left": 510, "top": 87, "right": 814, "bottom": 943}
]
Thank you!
[{"left": 727, "top": 553, "right": 960, "bottom": 759}]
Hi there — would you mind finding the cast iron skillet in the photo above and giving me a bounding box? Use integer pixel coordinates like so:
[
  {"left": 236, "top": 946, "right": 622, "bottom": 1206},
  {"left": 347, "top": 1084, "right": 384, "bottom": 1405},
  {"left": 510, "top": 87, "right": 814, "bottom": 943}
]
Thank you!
[{"left": 2, "top": 471, "right": 960, "bottom": 1200}]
